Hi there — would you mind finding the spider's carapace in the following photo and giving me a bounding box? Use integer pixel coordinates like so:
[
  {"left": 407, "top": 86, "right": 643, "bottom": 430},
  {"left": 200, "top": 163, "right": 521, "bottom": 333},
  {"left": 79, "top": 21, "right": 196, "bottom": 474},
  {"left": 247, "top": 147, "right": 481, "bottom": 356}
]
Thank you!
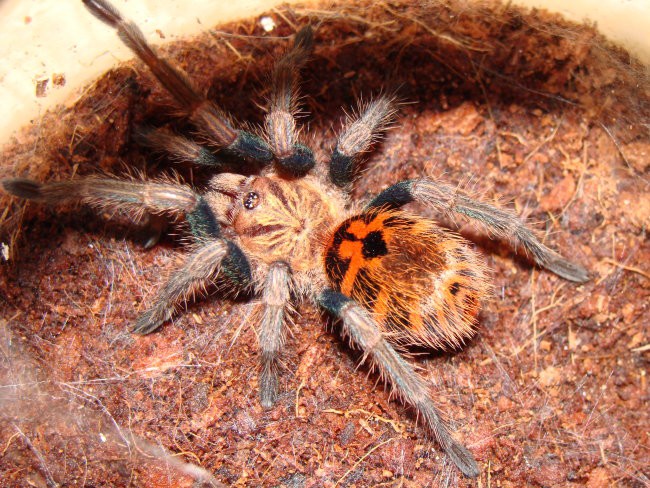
[{"left": 324, "top": 209, "right": 490, "bottom": 349}]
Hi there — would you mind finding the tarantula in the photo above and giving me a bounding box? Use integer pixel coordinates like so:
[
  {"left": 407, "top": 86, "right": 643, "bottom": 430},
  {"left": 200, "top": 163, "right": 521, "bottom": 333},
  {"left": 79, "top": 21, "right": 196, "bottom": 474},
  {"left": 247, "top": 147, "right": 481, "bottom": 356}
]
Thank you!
[{"left": 2, "top": 0, "right": 589, "bottom": 479}]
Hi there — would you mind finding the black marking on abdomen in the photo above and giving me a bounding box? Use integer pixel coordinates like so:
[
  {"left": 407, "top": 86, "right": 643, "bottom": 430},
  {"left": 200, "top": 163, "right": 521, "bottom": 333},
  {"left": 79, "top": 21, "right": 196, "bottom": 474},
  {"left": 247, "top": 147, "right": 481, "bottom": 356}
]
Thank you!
[
  {"left": 325, "top": 247, "right": 350, "bottom": 289},
  {"left": 449, "top": 282, "right": 461, "bottom": 296},
  {"left": 331, "top": 220, "right": 357, "bottom": 246},
  {"left": 362, "top": 230, "right": 388, "bottom": 258}
]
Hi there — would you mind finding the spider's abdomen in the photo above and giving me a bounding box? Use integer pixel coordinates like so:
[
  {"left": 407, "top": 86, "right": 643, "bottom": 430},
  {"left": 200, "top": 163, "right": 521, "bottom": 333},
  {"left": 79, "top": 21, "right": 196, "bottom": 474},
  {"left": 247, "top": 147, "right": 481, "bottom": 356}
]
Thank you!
[{"left": 324, "top": 209, "right": 491, "bottom": 350}]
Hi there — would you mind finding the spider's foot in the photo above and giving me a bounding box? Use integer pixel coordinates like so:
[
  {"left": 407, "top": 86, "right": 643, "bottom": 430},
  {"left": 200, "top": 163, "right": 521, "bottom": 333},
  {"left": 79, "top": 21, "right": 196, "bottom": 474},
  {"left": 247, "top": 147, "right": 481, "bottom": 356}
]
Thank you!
[
  {"left": 82, "top": 0, "right": 122, "bottom": 27},
  {"left": 259, "top": 371, "right": 279, "bottom": 409},
  {"left": 2, "top": 178, "right": 43, "bottom": 200},
  {"left": 443, "top": 437, "right": 480, "bottom": 478},
  {"left": 132, "top": 308, "right": 168, "bottom": 335},
  {"left": 544, "top": 255, "right": 590, "bottom": 283}
]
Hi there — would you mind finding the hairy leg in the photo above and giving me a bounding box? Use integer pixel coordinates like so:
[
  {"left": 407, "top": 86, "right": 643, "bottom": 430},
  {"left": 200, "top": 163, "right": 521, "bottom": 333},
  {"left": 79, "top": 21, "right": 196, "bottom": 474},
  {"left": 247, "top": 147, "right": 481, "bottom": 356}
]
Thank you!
[
  {"left": 258, "top": 261, "right": 293, "bottom": 407},
  {"left": 265, "top": 27, "right": 315, "bottom": 176},
  {"left": 1, "top": 177, "right": 220, "bottom": 239},
  {"left": 134, "top": 239, "right": 251, "bottom": 334},
  {"left": 3, "top": 177, "right": 252, "bottom": 332},
  {"left": 136, "top": 127, "right": 223, "bottom": 168},
  {"left": 318, "top": 289, "right": 479, "bottom": 478},
  {"left": 367, "top": 178, "right": 589, "bottom": 282},
  {"left": 83, "top": 0, "right": 272, "bottom": 164},
  {"left": 329, "top": 96, "right": 397, "bottom": 188}
]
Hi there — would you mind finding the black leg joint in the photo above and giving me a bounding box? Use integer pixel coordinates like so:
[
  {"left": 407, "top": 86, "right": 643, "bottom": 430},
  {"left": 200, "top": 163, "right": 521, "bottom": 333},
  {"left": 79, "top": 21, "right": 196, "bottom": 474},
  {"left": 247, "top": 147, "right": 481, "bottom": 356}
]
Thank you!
[
  {"left": 366, "top": 180, "right": 416, "bottom": 210},
  {"left": 228, "top": 131, "right": 274, "bottom": 164},
  {"left": 277, "top": 143, "right": 315, "bottom": 177},
  {"left": 328, "top": 148, "right": 354, "bottom": 188},
  {"left": 188, "top": 197, "right": 222, "bottom": 239},
  {"left": 317, "top": 288, "right": 352, "bottom": 317},
  {"left": 221, "top": 240, "right": 253, "bottom": 291},
  {"left": 195, "top": 147, "right": 224, "bottom": 167}
]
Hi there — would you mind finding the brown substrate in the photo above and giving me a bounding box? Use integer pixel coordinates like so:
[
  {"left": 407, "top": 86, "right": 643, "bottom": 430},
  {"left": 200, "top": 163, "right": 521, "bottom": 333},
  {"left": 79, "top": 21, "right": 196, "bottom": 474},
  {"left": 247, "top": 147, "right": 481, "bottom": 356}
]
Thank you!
[{"left": 0, "top": 1, "right": 648, "bottom": 487}]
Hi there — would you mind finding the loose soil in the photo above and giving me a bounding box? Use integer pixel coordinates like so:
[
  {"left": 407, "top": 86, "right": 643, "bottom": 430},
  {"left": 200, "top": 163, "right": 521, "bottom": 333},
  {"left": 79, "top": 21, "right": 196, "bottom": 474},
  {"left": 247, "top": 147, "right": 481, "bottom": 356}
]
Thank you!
[{"left": 1, "top": 1, "right": 648, "bottom": 487}]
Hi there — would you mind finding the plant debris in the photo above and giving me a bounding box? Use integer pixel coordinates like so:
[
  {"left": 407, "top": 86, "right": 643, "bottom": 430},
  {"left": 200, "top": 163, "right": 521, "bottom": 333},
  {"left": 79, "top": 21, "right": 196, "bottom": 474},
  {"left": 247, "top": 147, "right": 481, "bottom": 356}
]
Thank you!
[{"left": 1, "top": 1, "right": 648, "bottom": 486}]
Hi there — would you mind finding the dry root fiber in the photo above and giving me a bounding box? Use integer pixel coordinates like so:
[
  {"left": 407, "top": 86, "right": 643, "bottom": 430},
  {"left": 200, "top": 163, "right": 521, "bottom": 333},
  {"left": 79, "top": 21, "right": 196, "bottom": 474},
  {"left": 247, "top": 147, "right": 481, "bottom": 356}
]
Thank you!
[{"left": 1, "top": 0, "right": 648, "bottom": 486}]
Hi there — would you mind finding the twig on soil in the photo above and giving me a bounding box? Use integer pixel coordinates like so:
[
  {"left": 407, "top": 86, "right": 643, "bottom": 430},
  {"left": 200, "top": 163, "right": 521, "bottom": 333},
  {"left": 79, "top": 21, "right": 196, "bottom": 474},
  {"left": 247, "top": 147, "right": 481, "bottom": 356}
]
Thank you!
[
  {"left": 334, "top": 437, "right": 395, "bottom": 487},
  {"left": 324, "top": 408, "right": 405, "bottom": 433},
  {"left": 600, "top": 258, "right": 649, "bottom": 281},
  {"left": 523, "top": 117, "right": 563, "bottom": 166},
  {"left": 380, "top": 2, "right": 489, "bottom": 52},
  {"left": 13, "top": 423, "right": 59, "bottom": 488}
]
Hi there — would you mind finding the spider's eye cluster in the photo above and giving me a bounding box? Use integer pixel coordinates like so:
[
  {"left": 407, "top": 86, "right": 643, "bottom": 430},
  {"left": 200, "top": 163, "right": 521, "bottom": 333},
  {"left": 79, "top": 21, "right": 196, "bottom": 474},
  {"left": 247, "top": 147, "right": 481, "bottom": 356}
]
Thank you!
[{"left": 243, "top": 191, "right": 259, "bottom": 210}]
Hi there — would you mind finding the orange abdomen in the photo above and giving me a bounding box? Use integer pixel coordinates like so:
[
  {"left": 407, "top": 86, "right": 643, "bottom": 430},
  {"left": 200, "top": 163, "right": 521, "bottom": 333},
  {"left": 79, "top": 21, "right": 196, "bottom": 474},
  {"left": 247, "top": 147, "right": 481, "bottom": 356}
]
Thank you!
[{"left": 324, "top": 209, "right": 490, "bottom": 350}]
